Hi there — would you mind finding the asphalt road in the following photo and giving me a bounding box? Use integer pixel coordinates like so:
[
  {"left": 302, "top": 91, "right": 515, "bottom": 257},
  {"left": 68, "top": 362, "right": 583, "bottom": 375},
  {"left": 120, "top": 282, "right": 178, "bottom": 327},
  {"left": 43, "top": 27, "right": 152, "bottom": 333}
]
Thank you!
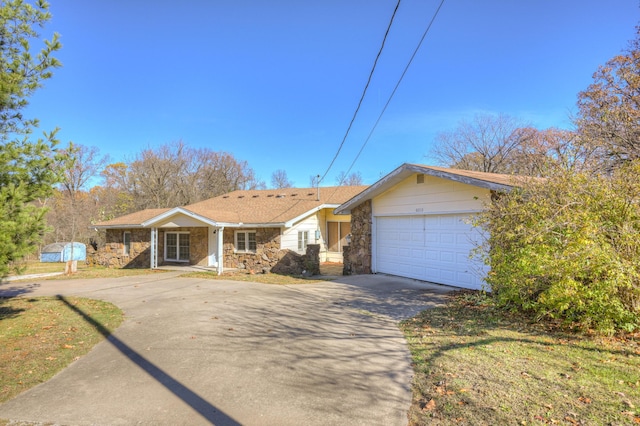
[{"left": 0, "top": 272, "right": 452, "bottom": 426}]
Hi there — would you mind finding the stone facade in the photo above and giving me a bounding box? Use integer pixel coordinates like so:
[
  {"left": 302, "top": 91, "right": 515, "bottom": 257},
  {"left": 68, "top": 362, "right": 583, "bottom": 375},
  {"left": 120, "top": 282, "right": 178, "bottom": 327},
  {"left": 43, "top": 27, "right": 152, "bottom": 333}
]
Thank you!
[
  {"left": 92, "top": 225, "right": 320, "bottom": 275},
  {"left": 221, "top": 227, "right": 319, "bottom": 275},
  {"left": 343, "top": 199, "right": 372, "bottom": 275},
  {"left": 89, "top": 228, "right": 152, "bottom": 268},
  {"left": 91, "top": 227, "right": 209, "bottom": 268}
]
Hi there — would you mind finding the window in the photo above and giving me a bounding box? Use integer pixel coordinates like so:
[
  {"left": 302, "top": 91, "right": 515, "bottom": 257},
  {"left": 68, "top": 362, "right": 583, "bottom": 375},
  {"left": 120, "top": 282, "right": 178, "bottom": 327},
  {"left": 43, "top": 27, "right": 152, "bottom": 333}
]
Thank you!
[
  {"left": 165, "top": 232, "right": 190, "bottom": 262},
  {"left": 123, "top": 232, "right": 131, "bottom": 256},
  {"left": 298, "top": 231, "right": 308, "bottom": 252},
  {"left": 235, "top": 231, "right": 256, "bottom": 252},
  {"left": 327, "top": 222, "right": 351, "bottom": 252}
]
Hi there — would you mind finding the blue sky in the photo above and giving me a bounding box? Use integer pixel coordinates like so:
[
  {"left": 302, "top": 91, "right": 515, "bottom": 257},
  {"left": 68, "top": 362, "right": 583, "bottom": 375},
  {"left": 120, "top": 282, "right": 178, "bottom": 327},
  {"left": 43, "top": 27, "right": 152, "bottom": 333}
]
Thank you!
[{"left": 26, "top": 0, "right": 639, "bottom": 187}]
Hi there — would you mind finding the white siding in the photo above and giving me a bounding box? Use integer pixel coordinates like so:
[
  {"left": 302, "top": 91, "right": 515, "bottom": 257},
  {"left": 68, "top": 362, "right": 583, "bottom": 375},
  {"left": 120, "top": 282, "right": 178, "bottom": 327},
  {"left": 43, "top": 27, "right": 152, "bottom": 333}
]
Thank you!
[
  {"left": 373, "top": 174, "right": 489, "bottom": 216},
  {"left": 281, "top": 213, "right": 319, "bottom": 253}
]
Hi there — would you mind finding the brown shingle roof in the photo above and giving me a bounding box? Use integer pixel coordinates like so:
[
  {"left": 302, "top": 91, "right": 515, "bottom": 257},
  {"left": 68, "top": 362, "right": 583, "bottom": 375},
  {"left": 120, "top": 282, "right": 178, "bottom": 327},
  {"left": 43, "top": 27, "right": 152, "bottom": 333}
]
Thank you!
[
  {"left": 94, "top": 186, "right": 367, "bottom": 228},
  {"left": 184, "top": 186, "right": 368, "bottom": 225},
  {"left": 409, "top": 164, "right": 541, "bottom": 187},
  {"left": 93, "top": 208, "right": 171, "bottom": 227}
]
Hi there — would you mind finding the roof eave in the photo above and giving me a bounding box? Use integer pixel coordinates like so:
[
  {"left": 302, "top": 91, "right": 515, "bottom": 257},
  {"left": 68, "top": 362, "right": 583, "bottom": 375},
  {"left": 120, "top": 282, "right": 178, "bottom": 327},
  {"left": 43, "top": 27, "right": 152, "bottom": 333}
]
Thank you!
[
  {"left": 91, "top": 224, "right": 146, "bottom": 230},
  {"left": 283, "top": 204, "right": 341, "bottom": 228},
  {"left": 334, "top": 163, "right": 515, "bottom": 214}
]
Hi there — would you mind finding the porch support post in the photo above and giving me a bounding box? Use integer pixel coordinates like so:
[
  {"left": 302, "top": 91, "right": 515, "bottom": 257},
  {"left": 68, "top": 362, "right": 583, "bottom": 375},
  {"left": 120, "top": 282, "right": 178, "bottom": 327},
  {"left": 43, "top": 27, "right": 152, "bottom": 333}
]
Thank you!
[
  {"left": 217, "top": 226, "right": 224, "bottom": 275},
  {"left": 150, "top": 227, "right": 158, "bottom": 269}
]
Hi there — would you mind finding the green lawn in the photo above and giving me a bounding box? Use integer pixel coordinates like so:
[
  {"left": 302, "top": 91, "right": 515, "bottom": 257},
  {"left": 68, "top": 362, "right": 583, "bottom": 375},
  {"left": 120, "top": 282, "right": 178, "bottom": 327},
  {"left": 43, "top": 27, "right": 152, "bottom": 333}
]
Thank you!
[
  {"left": 401, "top": 292, "right": 640, "bottom": 425},
  {"left": 0, "top": 296, "right": 123, "bottom": 403},
  {"left": 6, "top": 261, "right": 164, "bottom": 281}
]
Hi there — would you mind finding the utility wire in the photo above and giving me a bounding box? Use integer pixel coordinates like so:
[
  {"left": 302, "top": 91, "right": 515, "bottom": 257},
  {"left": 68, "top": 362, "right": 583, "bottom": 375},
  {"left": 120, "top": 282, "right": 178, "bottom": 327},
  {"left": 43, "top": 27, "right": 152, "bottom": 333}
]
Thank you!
[
  {"left": 318, "top": 0, "right": 402, "bottom": 185},
  {"left": 340, "top": 0, "right": 446, "bottom": 182}
]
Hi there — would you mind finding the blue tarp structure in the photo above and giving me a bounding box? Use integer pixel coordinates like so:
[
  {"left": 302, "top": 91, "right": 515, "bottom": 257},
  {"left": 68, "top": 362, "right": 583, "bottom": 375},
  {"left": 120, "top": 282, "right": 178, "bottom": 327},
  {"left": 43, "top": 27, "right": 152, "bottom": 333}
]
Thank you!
[{"left": 40, "top": 242, "right": 87, "bottom": 262}]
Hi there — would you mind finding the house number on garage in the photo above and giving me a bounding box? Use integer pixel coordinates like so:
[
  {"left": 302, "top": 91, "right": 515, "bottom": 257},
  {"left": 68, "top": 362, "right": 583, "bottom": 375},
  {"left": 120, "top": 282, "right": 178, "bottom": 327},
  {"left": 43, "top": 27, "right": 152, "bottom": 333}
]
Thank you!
[{"left": 415, "top": 208, "right": 424, "bottom": 213}]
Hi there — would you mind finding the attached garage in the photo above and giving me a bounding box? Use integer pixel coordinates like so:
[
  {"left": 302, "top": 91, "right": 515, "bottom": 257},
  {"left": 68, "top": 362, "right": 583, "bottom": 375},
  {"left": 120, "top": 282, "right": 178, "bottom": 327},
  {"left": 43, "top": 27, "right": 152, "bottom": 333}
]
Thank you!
[
  {"left": 336, "top": 163, "right": 521, "bottom": 290},
  {"left": 375, "top": 214, "right": 486, "bottom": 289}
]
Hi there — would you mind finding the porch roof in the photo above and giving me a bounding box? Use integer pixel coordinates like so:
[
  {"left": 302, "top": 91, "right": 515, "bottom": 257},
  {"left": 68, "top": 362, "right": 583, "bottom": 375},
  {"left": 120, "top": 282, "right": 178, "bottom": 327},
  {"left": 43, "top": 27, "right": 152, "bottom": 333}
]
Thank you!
[{"left": 92, "top": 208, "right": 171, "bottom": 228}]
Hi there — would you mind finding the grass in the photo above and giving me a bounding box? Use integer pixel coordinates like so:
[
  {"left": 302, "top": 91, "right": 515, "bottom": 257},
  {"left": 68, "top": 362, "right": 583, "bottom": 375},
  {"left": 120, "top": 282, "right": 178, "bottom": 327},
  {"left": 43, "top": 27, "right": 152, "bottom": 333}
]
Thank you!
[
  {"left": 401, "top": 291, "right": 640, "bottom": 425},
  {"left": 182, "top": 270, "right": 327, "bottom": 284},
  {"left": 5, "top": 261, "right": 164, "bottom": 281},
  {"left": 0, "top": 296, "right": 123, "bottom": 403}
]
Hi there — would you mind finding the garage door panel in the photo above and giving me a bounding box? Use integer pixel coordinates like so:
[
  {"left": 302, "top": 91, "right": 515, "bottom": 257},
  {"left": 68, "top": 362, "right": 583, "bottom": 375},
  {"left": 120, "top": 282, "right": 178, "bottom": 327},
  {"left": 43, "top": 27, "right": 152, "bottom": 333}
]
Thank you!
[
  {"left": 376, "top": 215, "right": 486, "bottom": 290},
  {"left": 440, "top": 251, "right": 455, "bottom": 263},
  {"left": 398, "top": 247, "right": 411, "bottom": 258}
]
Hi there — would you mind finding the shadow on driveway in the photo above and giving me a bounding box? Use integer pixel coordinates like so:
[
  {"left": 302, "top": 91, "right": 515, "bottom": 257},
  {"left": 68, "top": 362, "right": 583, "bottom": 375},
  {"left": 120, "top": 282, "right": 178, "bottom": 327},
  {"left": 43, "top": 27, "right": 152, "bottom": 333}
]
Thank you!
[{"left": 56, "top": 295, "right": 240, "bottom": 426}]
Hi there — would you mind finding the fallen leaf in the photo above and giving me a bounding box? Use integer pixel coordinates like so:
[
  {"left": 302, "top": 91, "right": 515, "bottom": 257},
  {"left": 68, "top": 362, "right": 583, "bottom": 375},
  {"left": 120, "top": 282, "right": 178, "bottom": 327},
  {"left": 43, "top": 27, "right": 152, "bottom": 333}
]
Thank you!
[
  {"left": 423, "top": 399, "right": 436, "bottom": 411},
  {"left": 63, "top": 344, "right": 74, "bottom": 349},
  {"left": 578, "top": 396, "right": 592, "bottom": 404}
]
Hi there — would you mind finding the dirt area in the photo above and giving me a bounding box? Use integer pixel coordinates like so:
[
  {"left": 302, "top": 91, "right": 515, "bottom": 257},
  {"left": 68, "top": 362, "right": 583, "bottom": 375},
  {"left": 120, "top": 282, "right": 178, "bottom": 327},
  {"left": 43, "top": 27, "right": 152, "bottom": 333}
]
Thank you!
[{"left": 320, "top": 262, "right": 343, "bottom": 276}]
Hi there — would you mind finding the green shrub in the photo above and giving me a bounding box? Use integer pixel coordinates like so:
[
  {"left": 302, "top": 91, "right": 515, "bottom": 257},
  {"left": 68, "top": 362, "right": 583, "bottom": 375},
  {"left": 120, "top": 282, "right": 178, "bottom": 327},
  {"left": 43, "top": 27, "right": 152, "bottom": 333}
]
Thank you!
[{"left": 475, "top": 162, "right": 640, "bottom": 333}]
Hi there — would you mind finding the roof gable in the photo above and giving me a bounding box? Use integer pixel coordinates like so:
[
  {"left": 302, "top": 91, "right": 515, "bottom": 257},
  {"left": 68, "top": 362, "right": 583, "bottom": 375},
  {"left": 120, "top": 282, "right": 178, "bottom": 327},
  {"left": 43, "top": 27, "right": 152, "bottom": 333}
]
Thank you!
[{"left": 335, "top": 163, "right": 535, "bottom": 214}]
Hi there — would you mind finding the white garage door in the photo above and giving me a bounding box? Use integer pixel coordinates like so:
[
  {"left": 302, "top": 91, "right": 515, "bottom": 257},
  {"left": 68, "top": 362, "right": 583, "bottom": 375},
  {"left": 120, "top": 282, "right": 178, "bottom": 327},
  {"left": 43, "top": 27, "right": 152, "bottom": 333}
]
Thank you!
[{"left": 375, "top": 214, "right": 487, "bottom": 289}]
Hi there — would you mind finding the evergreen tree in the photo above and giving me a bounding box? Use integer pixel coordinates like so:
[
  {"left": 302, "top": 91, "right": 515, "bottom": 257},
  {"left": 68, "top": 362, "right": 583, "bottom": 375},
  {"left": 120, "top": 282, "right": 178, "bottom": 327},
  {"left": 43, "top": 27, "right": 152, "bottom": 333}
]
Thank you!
[{"left": 0, "top": 0, "right": 62, "bottom": 276}]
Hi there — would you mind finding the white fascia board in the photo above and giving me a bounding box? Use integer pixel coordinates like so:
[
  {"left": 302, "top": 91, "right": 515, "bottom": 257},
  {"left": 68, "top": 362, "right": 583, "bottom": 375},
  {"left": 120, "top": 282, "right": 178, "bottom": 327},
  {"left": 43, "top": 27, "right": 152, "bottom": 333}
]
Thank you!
[
  {"left": 141, "top": 207, "right": 219, "bottom": 228},
  {"left": 334, "top": 164, "right": 411, "bottom": 214},
  {"left": 91, "top": 224, "right": 145, "bottom": 230},
  {"left": 283, "top": 204, "right": 339, "bottom": 228},
  {"left": 235, "top": 223, "right": 285, "bottom": 229}
]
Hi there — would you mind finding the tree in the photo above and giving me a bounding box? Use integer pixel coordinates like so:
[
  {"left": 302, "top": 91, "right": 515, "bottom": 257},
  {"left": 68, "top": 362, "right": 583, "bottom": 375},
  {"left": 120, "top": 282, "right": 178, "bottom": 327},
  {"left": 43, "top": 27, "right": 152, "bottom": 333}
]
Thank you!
[
  {"left": 431, "top": 114, "right": 595, "bottom": 176},
  {"left": 431, "top": 114, "right": 530, "bottom": 173},
  {"left": 0, "top": 0, "right": 62, "bottom": 276},
  {"left": 507, "top": 127, "right": 598, "bottom": 175},
  {"left": 336, "top": 171, "right": 363, "bottom": 186},
  {"left": 43, "top": 143, "right": 108, "bottom": 249},
  {"left": 474, "top": 162, "right": 640, "bottom": 333},
  {"left": 270, "top": 169, "right": 293, "bottom": 189},
  {"left": 309, "top": 174, "right": 320, "bottom": 187},
  {"left": 576, "top": 26, "right": 640, "bottom": 168},
  {"left": 105, "top": 142, "right": 264, "bottom": 211}
]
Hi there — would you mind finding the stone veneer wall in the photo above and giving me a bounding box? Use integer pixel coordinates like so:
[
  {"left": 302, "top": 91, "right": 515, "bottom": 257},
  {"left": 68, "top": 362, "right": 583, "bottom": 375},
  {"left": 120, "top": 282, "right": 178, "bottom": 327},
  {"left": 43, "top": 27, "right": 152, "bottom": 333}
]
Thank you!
[
  {"left": 343, "top": 199, "right": 372, "bottom": 275},
  {"left": 223, "top": 227, "right": 282, "bottom": 272},
  {"left": 90, "top": 228, "right": 151, "bottom": 268},
  {"left": 222, "top": 228, "right": 320, "bottom": 275},
  {"left": 92, "top": 227, "right": 209, "bottom": 268}
]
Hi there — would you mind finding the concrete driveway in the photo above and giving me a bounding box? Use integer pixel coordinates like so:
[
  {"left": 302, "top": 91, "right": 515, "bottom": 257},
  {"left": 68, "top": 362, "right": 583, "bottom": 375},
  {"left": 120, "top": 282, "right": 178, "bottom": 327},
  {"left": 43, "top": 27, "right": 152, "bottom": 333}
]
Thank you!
[{"left": 0, "top": 272, "right": 452, "bottom": 426}]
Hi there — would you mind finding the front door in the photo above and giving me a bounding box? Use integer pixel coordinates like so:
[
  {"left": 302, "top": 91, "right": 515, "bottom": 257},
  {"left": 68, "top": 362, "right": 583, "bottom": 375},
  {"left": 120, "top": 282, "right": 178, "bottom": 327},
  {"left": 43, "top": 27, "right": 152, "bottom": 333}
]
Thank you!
[{"left": 165, "top": 232, "right": 190, "bottom": 262}]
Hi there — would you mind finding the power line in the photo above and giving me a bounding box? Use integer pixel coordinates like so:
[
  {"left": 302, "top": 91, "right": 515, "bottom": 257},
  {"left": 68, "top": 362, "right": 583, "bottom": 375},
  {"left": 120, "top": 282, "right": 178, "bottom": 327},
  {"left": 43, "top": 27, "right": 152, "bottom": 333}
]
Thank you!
[
  {"left": 340, "top": 0, "right": 446, "bottom": 182},
  {"left": 318, "top": 0, "right": 403, "bottom": 185}
]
